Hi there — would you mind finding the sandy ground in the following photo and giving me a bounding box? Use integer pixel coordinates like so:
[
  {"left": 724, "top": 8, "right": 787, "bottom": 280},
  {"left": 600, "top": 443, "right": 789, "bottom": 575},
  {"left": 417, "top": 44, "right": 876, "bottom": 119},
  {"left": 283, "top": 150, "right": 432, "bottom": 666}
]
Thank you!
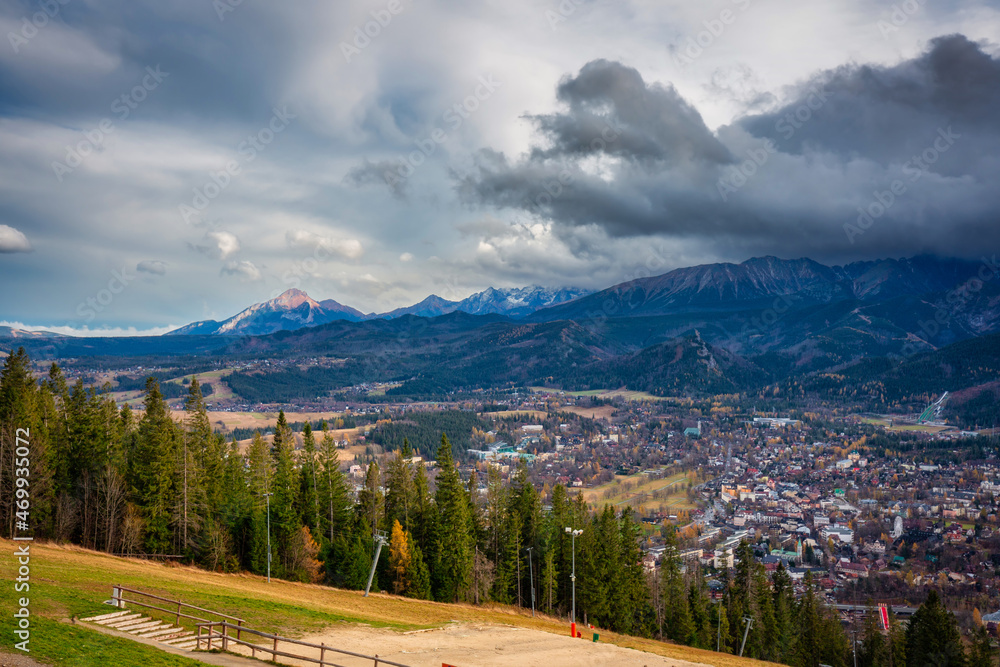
[
  {"left": 224, "top": 623, "right": 712, "bottom": 667},
  {"left": 0, "top": 652, "right": 49, "bottom": 667}
]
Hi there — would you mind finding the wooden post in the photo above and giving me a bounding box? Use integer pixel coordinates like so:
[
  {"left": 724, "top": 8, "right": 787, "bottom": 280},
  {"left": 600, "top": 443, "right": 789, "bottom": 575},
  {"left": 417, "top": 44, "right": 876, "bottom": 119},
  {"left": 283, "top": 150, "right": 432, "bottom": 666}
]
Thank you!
[
  {"left": 320, "top": 642, "right": 326, "bottom": 667},
  {"left": 237, "top": 619, "right": 242, "bottom": 642},
  {"left": 374, "top": 654, "right": 379, "bottom": 666},
  {"left": 176, "top": 600, "right": 182, "bottom": 627},
  {"left": 196, "top": 625, "right": 202, "bottom": 651},
  {"left": 273, "top": 635, "right": 278, "bottom": 658},
  {"left": 222, "top": 622, "right": 229, "bottom": 651}
]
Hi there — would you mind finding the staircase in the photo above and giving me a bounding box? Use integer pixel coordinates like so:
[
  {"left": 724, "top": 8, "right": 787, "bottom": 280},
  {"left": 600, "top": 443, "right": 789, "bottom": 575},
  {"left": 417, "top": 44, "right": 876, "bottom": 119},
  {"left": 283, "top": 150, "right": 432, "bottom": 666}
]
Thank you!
[{"left": 80, "top": 610, "right": 200, "bottom": 650}]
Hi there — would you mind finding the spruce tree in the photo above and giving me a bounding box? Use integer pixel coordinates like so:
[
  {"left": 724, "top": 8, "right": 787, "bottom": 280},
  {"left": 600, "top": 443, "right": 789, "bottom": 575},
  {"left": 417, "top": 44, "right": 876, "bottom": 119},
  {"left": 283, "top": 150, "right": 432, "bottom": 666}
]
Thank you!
[
  {"left": 905, "top": 590, "right": 967, "bottom": 667},
  {"left": 433, "top": 434, "right": 472, "bottom": 602}
]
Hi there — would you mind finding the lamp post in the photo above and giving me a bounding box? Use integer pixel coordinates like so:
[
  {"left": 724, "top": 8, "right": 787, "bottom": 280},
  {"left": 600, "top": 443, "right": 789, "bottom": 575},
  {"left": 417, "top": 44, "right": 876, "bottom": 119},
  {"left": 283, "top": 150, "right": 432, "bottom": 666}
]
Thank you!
[
  {"left": 565, "top": 527, "right": 583, "bottom": 626},
  {"left": 263, "top": 492, "right": 273, "bottom": 583}
]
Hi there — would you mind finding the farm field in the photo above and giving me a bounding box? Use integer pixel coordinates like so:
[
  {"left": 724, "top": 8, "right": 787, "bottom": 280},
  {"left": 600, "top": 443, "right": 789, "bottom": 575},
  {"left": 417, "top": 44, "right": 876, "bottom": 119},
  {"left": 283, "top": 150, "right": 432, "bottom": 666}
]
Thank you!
[
  {"left": 167, "top": 411, "right": 349, "bottom": 433},
  {"left": 581, "top": 471, "right": 699, "bottom": 514},
  {"left": 0, "top": 540, "right": 778, "bottom": 667},
  {"left": 861, "top": 417, "right": 951, "bottom": 434}
]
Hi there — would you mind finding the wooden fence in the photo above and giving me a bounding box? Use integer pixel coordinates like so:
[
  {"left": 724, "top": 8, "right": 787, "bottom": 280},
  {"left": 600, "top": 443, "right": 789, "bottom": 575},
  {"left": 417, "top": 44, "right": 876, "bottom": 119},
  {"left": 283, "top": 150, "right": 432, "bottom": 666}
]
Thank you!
[
  {"left": 110, "top": 585, "right": 246, "bottom": 638},
  {"left": 196, "top": 621, "right": 411, "bottom": 667}
]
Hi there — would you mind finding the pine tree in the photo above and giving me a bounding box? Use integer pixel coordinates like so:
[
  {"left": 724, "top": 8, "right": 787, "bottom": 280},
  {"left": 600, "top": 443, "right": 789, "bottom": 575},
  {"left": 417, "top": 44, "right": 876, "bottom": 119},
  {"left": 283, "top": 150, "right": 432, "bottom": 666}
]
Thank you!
[
  {"left": 319, "top": 424, "right": 351, "bottom": 544},
  {"left": 358, "top": 461, "right": 383, "bottom": 535},
  {"left": 905, "top": 590, "right": 967, "bottom": 667},
  {"left": 134, "top": 378, "right": 178, "bottom": 554},
  {"left": 541, "top": 548, "right": 558, "bottom": 614},
  {"left": 271, "top": 419, "right": 301, "bottom": 576},
  {"left": 433, "top": 434, "right": 472, "bottom": 602},
  {"left": 661, "top": 528, "right": 693, "bottom": 642},
  {"left": 405, "top": 535, "right": 432, "bottom": 600},
  {"left": 967, "top": 627, "right": 992, "bottom": 667},
  {"left": 384, "top": 447, "right": 413, "bottom": 532},
  {"left": 298, "top": 422, "right": 321, "bottom": 532},
  {"left": 859, "top": 599, "right": 887, "bottom": 667}
]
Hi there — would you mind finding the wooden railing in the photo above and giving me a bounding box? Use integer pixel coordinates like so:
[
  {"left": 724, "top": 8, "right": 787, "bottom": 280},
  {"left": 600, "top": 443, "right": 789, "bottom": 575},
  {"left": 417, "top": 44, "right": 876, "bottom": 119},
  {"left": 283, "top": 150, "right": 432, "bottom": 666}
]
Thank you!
[
  {"left": 196, "top": 621, "right": 411, "bottom": 667},
  {"left": 110, "top": 585, "right": 245, "bottom": 639}
]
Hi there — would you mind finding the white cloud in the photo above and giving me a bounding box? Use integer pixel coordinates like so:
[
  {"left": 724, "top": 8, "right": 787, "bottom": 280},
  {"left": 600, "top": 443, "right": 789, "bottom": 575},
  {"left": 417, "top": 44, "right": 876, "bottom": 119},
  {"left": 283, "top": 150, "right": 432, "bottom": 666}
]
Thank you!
[
  {"left": 286, "top": 229, "right": 364, "bottom": 259},
  {"left": 399, "top": 252, "right": 414, "bottom": 262},
  {"left": 0, "top": 321, "right": 180, "bottom": 337},
  {"left": 208, "top": 231, "right": 241, "bottom": 260},
  {"left": 0, "top": 225, "right": 31, "bottom": 253},
  {"left": 221, "top": 260, "right": 262, "bottom": 282}
]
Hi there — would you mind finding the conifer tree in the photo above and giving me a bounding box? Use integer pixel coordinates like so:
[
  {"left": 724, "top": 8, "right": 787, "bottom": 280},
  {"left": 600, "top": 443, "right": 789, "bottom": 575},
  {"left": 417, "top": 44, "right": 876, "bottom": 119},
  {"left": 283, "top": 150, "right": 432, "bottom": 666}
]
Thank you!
[
  {"left": 134, "top": 378, "right": 178, "bottom": 553},
  {"left": 433, "top": 434, "right": 472, "bottom": 602},
  {"left": 905, "top": 590, "right": 967, "bottom": 667},
  {"left": 405, "top": 534, "right": 432, "bottom": 600}
]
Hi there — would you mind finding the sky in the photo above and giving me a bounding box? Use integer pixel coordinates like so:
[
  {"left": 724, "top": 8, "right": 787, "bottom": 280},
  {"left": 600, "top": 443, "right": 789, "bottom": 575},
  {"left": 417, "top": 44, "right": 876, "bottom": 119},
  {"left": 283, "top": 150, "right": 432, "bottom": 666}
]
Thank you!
[{"left": 1, "top": 0, "right": 999, "bottom": 335}]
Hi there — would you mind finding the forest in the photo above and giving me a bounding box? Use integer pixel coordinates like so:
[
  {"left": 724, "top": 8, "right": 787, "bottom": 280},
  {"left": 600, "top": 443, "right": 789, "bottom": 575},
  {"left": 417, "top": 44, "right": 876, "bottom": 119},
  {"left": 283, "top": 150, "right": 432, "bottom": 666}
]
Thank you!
[{"left": 0, "top": 346, "right": 993, "bottom": 666}]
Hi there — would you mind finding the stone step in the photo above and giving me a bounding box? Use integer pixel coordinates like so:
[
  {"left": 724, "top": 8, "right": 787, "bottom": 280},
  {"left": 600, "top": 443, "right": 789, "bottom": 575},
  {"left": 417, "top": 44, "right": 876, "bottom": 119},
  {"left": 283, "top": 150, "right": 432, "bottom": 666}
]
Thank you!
[
  {"left": 81, "top": 610, "right": 130, "bottom": 622},
  {"left": 161, "top": 632, "right": 196, "bottom": 645},
  {"left": 172, "top": 640, "right": 200, "bottom": 650},
  {"left": 126, "top": 621, "right": 164, "bottom": 633},
  {"left": 101, "top": 613, "right": 144, "bottom": 626},
  {"left": 113, "top": 617, "right": 155, "bottom": 630},
  {"left": 137, "top": 626, "right": 181, "bottom": 639}
]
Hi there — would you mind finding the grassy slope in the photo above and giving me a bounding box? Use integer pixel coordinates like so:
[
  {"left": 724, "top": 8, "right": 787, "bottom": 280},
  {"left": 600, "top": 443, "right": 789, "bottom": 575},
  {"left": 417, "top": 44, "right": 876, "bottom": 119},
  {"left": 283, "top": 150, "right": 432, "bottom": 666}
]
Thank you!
[{"left": 0, "top": 539, "right": 780, "bottom": 667}]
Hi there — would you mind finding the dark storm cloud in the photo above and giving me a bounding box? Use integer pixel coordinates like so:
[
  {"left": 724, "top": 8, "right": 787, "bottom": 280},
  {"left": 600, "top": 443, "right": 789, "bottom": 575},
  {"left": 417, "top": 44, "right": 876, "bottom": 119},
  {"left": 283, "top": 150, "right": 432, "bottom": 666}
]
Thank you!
[
  {"left": 740, "top": 34, "right": 1000, "bottom": 175},
  {"left": 460, "top": 36, "right": 1000, "bottom": 261},
  {"left": 344, "top": 159, "right": 409, "bottom": 197},
  {"left": 0, "top": 1, "right": 293, "bottom": 124},
  {"left": 526, "top": 59, "right": 733, "bottom": 167}
]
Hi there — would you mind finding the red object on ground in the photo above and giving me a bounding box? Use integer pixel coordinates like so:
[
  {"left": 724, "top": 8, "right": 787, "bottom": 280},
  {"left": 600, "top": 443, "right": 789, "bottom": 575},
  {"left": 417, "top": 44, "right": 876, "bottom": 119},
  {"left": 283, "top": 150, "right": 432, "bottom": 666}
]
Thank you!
[{"left": 571, "top": 622, "right": 576, "bottom": 637}]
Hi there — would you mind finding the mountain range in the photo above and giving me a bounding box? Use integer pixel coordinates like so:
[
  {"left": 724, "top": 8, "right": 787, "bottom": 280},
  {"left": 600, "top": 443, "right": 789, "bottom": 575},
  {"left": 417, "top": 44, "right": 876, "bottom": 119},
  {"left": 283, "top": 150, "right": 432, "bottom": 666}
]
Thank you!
[{"left": 167, "top": 285, "right": 592, "bottom": 336}]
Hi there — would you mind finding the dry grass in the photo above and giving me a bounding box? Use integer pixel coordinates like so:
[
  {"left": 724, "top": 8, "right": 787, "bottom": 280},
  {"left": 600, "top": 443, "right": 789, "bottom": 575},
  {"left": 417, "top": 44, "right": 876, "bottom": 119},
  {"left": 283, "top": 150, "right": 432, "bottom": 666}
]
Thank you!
[
  {"left": 581, "top": 472, "right": 698, "bottom": 513},
  {"left": 2, "top": 540, "right": 779, "bottom": 667}
]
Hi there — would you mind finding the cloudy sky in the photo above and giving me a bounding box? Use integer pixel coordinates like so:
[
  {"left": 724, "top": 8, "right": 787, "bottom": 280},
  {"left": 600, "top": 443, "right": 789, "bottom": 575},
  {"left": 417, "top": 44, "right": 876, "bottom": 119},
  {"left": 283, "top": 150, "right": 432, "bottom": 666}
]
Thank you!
[{"left": 1, "top": 0, "right": 999, "bottom": 334}]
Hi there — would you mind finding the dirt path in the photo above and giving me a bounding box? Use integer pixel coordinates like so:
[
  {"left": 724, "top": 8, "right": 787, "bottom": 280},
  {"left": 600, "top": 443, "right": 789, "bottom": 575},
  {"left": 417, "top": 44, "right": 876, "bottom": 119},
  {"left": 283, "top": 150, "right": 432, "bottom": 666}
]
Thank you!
[{"left": 228, "top": 622, "right": 713, "bottom": 667}]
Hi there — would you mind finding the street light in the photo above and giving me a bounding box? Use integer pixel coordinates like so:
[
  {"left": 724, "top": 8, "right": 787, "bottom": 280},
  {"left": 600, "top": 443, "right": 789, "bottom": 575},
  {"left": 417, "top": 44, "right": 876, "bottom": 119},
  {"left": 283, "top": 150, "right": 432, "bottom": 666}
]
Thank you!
[
  {"left": 565, "top": 526, "right": 583, "bottom": 627},
  {"left": 262, "top": 492, "right": 273, "bottom": 583}
]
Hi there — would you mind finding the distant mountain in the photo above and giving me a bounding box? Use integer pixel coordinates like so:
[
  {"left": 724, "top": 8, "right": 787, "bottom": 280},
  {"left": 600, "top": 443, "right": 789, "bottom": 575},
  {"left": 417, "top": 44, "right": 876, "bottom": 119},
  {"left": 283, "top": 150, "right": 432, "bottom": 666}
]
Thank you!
[
  {"left": 378, "top": 295, "right": 459, "bottom": 319},
  {"left": 167, "top": 289, "right": 366, "bottom": 336},
  {"left": 530, "top": 256, "right": 987, "bottom": 322},
  {"left": 167, "top": 284, "right": 591, "bottom": 336},
  {"left": 0, "top": 326, "right": 66, "bottom": 339},
  {"left": 454, "top": 285, "right": 591, "bottom": 317}
]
